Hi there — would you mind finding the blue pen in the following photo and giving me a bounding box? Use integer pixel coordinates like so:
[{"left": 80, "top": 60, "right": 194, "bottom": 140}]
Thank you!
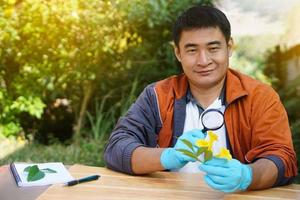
[{"left": 65, "top": 175, "right": 100, "bottom": 186}]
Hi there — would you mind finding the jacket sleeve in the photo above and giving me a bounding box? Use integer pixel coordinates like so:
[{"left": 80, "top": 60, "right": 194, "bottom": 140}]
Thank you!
[
  {"left": 103, "top": 84, "right": 162, "bottom": 174},
  {"left": 245, "top": 86, "right": 298, "bottom": 186}
]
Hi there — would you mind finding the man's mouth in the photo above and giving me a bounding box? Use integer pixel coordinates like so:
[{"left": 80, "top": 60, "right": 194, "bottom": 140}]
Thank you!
[{"left": 194, "top": 69, "right": 214, "bottom": 75}]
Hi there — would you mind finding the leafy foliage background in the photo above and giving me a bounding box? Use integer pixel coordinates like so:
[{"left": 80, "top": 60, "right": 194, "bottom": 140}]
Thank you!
[{"left": 0, "top": 0, "right": 212, "bottom": 139}]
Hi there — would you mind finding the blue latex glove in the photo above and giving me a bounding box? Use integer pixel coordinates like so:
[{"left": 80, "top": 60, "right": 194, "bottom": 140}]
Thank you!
[
  {"left": 199, "top": 158, "right": 252, "bottom": 193},
  {"left": 160, "top": 129, "right": 205, "bottom": 170}
]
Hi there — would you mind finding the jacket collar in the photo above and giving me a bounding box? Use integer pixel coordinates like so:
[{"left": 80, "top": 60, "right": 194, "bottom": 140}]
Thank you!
[
  {"left": 225, "top": 68, "right": 248, "bottom": 105},
  {"left": 179, "top": 68, "right": 248, "bottom": 104}
]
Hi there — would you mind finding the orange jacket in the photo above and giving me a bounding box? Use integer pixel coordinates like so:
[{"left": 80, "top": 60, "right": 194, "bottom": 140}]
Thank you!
[{"left": 155, "top": 68, "right": 298, "bottom": 180}]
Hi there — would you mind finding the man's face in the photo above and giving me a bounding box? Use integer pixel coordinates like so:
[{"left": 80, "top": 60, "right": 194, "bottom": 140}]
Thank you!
[{"left": 175, "top": 27, "right": 233, "bottom": 90}]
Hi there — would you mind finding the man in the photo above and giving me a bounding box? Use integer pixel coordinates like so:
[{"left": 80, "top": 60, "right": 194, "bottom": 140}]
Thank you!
[{"left": 104, "top": 5, "right": 298, "bottom": 193}]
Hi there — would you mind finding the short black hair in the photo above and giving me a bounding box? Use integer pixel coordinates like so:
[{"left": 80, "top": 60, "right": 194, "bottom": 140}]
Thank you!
[{"left": 172, "top": 5, "right": 231, "bottom": 47}]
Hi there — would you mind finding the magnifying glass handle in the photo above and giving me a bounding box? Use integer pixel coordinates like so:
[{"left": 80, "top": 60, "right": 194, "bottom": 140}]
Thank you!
[{"left": 202, "top": 128, "right": 208, "bottom": 136}]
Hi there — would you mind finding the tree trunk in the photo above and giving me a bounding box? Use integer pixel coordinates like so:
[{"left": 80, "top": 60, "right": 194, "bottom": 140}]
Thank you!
[{"left": 74, "top": 81, "right": 94, "bottom": 144}]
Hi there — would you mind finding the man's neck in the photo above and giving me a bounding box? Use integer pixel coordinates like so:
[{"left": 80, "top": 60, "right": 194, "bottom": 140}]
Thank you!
[{"left": 189, "top": 78, "right": 226, "bottom": 109}]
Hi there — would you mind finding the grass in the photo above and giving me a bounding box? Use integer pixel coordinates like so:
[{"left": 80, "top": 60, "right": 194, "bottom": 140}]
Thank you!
[
  {"left": 0, "top": 136, "right": 26, "bottom": 159},
  {"left": 0, "top": 138, "right": 106, "bottom": 167}
]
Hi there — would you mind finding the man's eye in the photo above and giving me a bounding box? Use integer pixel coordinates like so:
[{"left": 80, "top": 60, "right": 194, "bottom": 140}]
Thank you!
[
  {"left": 209, "top": 47, "right": 220, "bottom": 52},
  {"left": 187, "top": 49, "right": 196, "bottom": 53}
]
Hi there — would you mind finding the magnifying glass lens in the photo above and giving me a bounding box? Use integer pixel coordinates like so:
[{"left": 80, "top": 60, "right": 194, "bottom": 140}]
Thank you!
[{"left": 201, "top": 109, "right": 224, "bottom": 131}]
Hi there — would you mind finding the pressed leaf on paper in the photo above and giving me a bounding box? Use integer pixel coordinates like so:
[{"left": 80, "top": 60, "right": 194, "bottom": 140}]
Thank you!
[
  {"left": 41, "top": 168, "right": 57, "bottom": 173},
  {"left": 24, "top": 165, "right": 57, "bottom": 182},
  {"left": 27, "top": 165, "right": 45, "bottom": 182}
]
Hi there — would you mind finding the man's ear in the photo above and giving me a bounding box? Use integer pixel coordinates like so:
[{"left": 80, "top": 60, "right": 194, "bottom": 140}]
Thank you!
[
  {"left": 174, "top": 45, "right": 181, "bottom": 62},
  {"left": 227, "top": 38, "right": 234, "bottom": 57}
]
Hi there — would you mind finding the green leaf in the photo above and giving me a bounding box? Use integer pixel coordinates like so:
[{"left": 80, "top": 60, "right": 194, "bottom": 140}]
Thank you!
[
  {"left": 41, "top": 168, "right": 57, "bottom": 173},
  {"left": 196, "top": 147, "right": 207, "bottom": 157},
  {"left": 24, "top": 166, "right": 31, "bottom": 173},
  {"left": 204, "top": 151, "right": 213, "bottom": 162},
  {"left": 180, "top": 139, "right": 194, "bottom": 152},
  {"left": 26, "top": 165, "right": 45, "bottom": 182},
  {"left": 176, "top": 149, "right": 198, "bottom": 160}
]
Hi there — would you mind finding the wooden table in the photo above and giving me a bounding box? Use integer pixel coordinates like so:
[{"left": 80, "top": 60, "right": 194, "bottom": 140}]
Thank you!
[
  {"left": 35, "top": 165, "right": 300, "bottom": 200},
  {"left": 1, "top": 164, "right": 300, "bottom": 200}
]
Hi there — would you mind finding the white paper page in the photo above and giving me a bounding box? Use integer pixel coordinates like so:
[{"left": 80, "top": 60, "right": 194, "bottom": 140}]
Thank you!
[{"left": 14, "top": 162, "right": 74, "bottom": 187}]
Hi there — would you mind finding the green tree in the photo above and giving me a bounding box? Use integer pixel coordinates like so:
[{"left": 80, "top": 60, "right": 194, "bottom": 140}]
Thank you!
[
  {"left": 0, "top": 0, "right": 214, "bottom": 141},
  {"left": 0, "top": 0, "right": 141, "bottom": 140},
  {"left": 264, "top": 46, "right": 300, "bottom": 183},
  {"left": 264, "top": 45, "right": 286, "bottom": 88}
]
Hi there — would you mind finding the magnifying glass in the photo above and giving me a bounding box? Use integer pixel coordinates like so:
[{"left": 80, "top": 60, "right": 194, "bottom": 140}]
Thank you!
[{"left": 200, "top": 108, "right": 224, "bottom": 133}]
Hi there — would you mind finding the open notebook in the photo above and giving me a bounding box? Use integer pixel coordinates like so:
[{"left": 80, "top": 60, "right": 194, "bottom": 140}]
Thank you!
[{"left": 10, "top": 162, "right": 74, "bottom": 187}]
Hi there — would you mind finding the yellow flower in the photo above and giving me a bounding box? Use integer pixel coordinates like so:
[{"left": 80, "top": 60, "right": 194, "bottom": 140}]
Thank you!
[
  {"left": 207, "top": 131, "right": 218, "bottom": 143},
  {"left": 206, "top": 131, "right": 218, "bottom": 150},
  {"left": 215, "top": 147, "right": 232, "bottom": 160},
  {"left": 195, "top": 139, "right": 210, "bottom": 148}
]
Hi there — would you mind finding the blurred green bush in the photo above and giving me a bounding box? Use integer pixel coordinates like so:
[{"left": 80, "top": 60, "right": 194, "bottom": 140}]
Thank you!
[
  {"left": 264, "top": 45, "right": 300, "bottom": 183},
  {"left": 0, "top": 0, "right": 212, "bottom": 141}
]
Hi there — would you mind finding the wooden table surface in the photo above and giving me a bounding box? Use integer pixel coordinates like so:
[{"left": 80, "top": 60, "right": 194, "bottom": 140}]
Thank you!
[{"left": 36, "top": 165, "right": 300, "bottom": 200}]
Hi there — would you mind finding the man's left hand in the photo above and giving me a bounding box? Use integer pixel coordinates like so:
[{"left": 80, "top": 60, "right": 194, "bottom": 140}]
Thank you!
[{"left": 199, "top": 158, "right": 252, "bottom": 193}]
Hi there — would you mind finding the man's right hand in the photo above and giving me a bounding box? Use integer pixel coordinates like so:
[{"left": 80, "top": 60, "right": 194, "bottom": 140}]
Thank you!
[{"left": 160, "top": 129, "right": 206, "bottom": 170}]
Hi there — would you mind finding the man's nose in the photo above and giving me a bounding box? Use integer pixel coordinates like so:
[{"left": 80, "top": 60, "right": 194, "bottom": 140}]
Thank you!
[{"left": 197, "top": 50, "right": 211, "bottom": 66}]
